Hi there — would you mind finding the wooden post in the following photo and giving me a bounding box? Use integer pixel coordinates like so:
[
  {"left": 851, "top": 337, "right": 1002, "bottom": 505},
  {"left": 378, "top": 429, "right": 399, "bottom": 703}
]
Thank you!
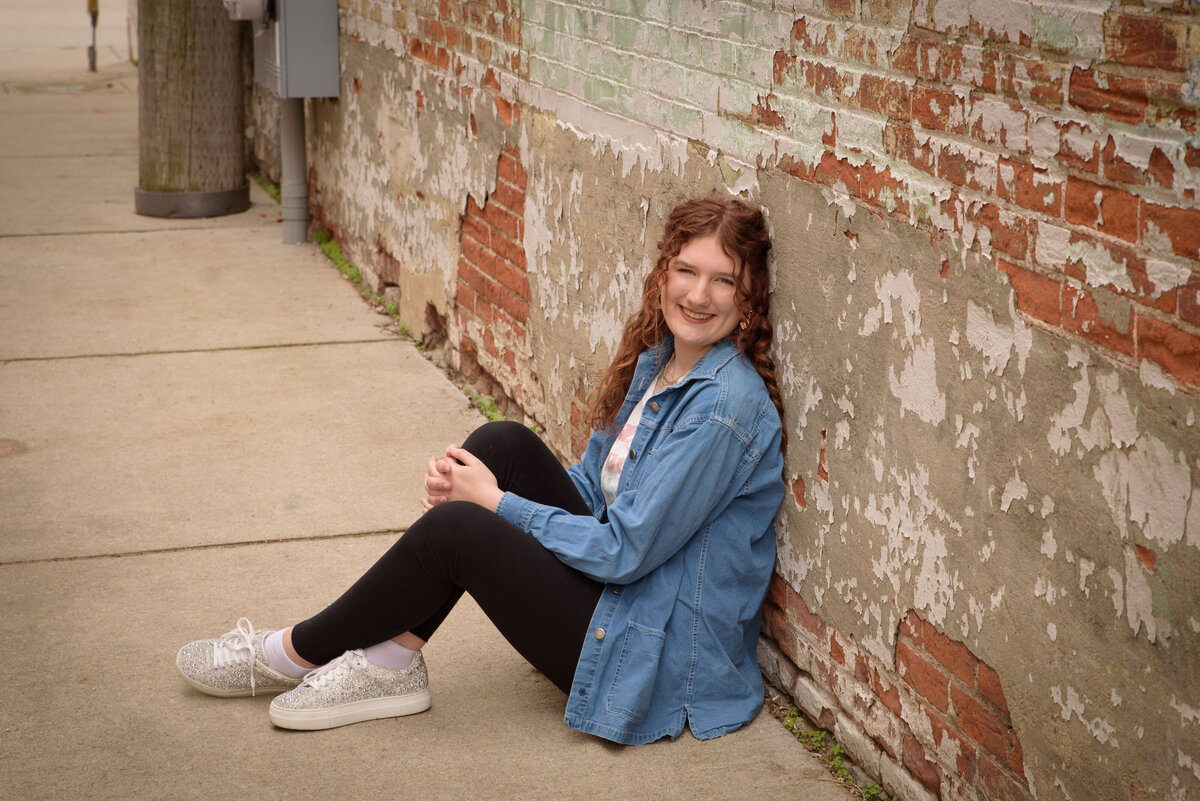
[{"left": 135, "top": 0, "right": 249, "bottom": 218}]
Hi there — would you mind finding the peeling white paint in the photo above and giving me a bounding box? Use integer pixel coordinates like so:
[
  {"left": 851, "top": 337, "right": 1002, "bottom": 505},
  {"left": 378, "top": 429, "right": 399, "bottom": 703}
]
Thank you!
[
  {"left": 1001, "top": 468, "right": 1029, "bottom": 512},
  {"left": 1047, "top": 356, "right": 1090, "bottom": 456},
  {"left": 1050, "top": 685, "right": 1119, "bottom": 748},
  {"left": 1123, "top": 544, "right": 1166, "bottom": 643},
  {"left": 1096, "top": 434, "right": 1192, "bottom": 550},
  {"left": 865, "top": 464, "right": 963, "bottom": 626},
  {"left": 1139, "top": 359, "right": 1179, "bottom": 396},
  {"left": 889, "top": 339, "right": 947, "bottom": 425},
  {"left": 1041, "top": 529, "right": 1057, "bottom": 559}
]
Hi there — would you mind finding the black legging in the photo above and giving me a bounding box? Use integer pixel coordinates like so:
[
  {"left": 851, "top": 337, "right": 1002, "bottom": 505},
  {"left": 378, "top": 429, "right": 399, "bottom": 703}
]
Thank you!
[{"left": 291, "top": 421, "right": 605, "bottom": 693}]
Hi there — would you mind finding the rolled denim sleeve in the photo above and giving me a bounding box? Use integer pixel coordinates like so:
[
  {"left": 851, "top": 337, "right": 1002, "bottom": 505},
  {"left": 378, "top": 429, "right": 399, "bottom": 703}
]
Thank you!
[{"left": 496, "top": 414, "right": 758, "bottom": 585}]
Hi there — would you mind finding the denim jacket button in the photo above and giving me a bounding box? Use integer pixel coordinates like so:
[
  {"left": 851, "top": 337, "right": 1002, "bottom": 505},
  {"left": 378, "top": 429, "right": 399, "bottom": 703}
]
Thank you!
[
  {"left": 629, "top": 449, "right": 637, "bottom": 459},
  {"left": 594, "top": 627, "right": 606, "bottom": 640},
  {"left": 648, "top": 402, "right": 659, "bottom": 412}
]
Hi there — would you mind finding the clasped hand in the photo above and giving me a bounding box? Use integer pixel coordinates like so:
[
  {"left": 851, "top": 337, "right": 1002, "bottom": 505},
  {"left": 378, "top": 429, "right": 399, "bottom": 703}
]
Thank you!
[{"left": 420, "top": 444, "right": 504, "bottom": 514}]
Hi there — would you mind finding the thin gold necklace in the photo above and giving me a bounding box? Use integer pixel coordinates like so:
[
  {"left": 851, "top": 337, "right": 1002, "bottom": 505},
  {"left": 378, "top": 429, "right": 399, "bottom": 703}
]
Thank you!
[{"left": 659, "top": 353, "right": 682, "bottom": 387}]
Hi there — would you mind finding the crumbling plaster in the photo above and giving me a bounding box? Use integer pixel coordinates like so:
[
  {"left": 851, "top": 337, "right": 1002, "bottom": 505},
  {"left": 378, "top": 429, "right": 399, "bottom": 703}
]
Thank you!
[
  {"left": 763, "top": 173, "right": 1200, "bottom": 799},
  {"left": 307, "top": 20, "right": 513, "bottom": 339}
]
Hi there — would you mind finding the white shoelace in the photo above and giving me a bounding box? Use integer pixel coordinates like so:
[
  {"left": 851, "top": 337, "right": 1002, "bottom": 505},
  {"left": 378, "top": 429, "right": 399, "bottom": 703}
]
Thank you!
[
  {"left": 212, "top": 617, "right": 260, "bottom": 695},
  {"left": 299, "top": 649, "right": 367, "bottom": 690}
]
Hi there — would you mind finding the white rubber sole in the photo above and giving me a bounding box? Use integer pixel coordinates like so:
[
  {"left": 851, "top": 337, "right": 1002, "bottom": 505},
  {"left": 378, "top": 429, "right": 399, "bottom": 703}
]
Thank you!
[
  {"left": 177, "top": 667, "right": 298, "bottom": 698},
  {"left": 269, "top": 688, "right": 432, "bottom": 730}
]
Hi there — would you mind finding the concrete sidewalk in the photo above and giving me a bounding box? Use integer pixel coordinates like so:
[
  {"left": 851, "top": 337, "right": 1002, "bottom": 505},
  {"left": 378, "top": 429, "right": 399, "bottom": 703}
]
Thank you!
[{"left": 0, "top": 40, "right": 854, "bottom": 801}]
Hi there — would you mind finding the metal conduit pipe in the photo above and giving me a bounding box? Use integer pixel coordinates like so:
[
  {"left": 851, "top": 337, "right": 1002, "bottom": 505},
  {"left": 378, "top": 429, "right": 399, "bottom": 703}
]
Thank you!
[{"left": 280, "top": 98, "right": 309, "bottom": 244}]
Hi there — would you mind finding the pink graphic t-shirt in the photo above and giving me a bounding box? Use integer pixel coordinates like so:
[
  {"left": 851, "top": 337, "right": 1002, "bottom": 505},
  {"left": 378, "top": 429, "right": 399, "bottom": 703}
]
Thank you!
[{"left": 599, "top": 377, "right": 660, "bottom": 507}]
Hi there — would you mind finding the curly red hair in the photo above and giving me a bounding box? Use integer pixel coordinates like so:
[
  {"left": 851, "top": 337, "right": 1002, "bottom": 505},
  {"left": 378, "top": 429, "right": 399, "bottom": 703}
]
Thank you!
[{"left": 586, "top": 196, "right": 787, "bottom": 455}]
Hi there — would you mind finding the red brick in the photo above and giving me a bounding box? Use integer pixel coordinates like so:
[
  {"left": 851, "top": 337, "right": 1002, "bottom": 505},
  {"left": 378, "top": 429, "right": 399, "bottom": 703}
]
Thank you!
[
  {"left": 460, "top": 233, "right": 487, "bottom": 269},
  {"left": 951, "top": 684, "right": 1009, "bottom": 759},
  {"left": 977, "top": 661, "right": 1011, "bottom": 720},
  {"left": 461, "top": 211, "right": 490, "bottom": 249},
  {"left": 971, "top": 11, "right": 1031, "bottom": 47},
  {"left": 791, "top": 474, "right": 807, "bottom": 509},
  {"left": 889, "top": 34, "right": 919, "bottom": 75},
  {"left": 970, "top": 203, "right": 1029, "bottom": 260},
  {"left": 998, "top": 157, "right": 1062, "bottom": 216},
  {"left": 873, "top": 669, "right": 903, "bottom": 717},
  {"left": 1056, "top": 121, "right": 1101, "bottom": 174},
  {"left": 1006, "top": 728, "right": 1026, "bottom": 777},
  {"left": 864, "top": 0, "right": 907, "bottom": 26},
  {"left": 1069, "top": 67, "right": 1148, "bottom": 125},
  {"left": 494, "top": 96, "right": 516, "bottom": 126},
  {"left": 825, "top": 0, "right": 855, "bottom": 18},
  {"left": 483, "top": 201, "right": 521, "bottom": 240},
  {"left": 813, "top": 151, "right": 861, "bottom": 194},
  {"left": 1009, "top": 54, "right": 1065, "bottom": 108},
  {"left": 923, "top": 40, "right": 967, "bottom": 83},
  {"left": 456, "top": 281, "right": 477, "bottom": 315},
  {"left": 1101, "top": 137, "right": 1176, "bottom": 190},
  {"left": 1143, "top": 202, "right": 1200, "bottom": 260},
  {"left": 766, "top": 573, "right": 789, "bottom": 611},
  {"left": 897, "top": 640, "right": 949, "bottom": 712},
  {"left": 1064, "top": 176, "right": 1140, "bottom": 243},
  {"left": 860, "top": 73, "right": 912, "bottom": 119},
  {"left": 980, "top": 757, "right": 1033, "bottom": 801},
  {"left": 498, "top": 287, "right": 530, "bottom": 324},
  {"left": 497, "top": 147, "right": 526, "bottom": 188},
  {"left": 1181, "top": 273, "right": 1200, "bottom": 326},
  {"left": 854, "top": 653, "right": 871, "bottom": 684},
  {"left": 861, "top": 162, "right": 910, "bottom": 217},
  {"left": 763, "top": 605, "right": 795, "bottom": 658},
  {"left": 774, "top": 50, "right": 796, "bottom": 84},
  {"left": 903, "top": 734, "right": 942, "bottom": 793},
  {"left": 1137, "top": 314, "right": 1200, "bottom": 386},
  {"left": 792, "top": 592, "right": 829, "bottom": 641},
  {"left": 484, "top": 255, "right": 529, "bottom": 299},
  {"left": 804, "top": 60, "right": 856, "bottom": 105},
  {"left": 927, "top": 709, "right": 978, "bottom": 781},
  {"left": 1104, "top": 8, "right": 1190, "bottom": 71},
  {"left": 491, "top": 232, "right": 527, "bottom": 271},
  {"left": 829, "top": 633, "right": 845, "bottom": 665},
  {"left": 913, "top": 84, "right": 967, "bottom": 134},
  {"left": 901, "top": 610, "right": 924, "bottom": 644},
  {"left": 1064, "top": 285, "right": 1137, "bottom": 357},
  {"left": 791, "top": 18, "right": 828, "bottom": 56},
  {"left": 491, "top": 177, "right": 524, "bottom": 214},
  {"left": 1057, "top": 232, "right": 1176, "bottom": 313},
  {"left": 921, "top": 624, "right": 978, "bottom": 686},
  {"left": 884, "top": 123, "right": 935, "bottom": 176}
]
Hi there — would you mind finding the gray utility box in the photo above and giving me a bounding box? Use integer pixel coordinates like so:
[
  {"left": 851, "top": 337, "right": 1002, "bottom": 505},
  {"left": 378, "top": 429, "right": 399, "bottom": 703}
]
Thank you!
[{"left": 253, "top": 0, "right": 340, "bottom": 98}]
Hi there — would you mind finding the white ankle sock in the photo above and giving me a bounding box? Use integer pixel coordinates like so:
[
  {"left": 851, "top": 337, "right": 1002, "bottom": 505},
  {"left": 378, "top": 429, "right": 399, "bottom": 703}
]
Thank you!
[
  {"left": 363, "top": 639, "right": 418, "bottom": 671},
  {"left": 264, "top": 628, "right": 314, "bottom": 678}
]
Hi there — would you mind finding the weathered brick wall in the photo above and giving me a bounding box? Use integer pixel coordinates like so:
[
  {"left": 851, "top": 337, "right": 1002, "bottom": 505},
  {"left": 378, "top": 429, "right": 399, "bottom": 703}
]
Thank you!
[{"left": 253, "top": 2, "right": 1200, "bottom": 799}]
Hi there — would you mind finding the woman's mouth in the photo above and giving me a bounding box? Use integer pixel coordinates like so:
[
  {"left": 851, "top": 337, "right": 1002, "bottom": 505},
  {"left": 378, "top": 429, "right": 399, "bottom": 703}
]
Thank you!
[{"left": 679, "top": 306, "right": 715, "bottom": 323}]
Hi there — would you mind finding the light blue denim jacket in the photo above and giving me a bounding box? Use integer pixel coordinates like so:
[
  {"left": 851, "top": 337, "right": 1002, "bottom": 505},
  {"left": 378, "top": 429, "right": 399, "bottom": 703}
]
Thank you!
[{"left": 496, "top": 337, "right": 785, "bottom": 744}]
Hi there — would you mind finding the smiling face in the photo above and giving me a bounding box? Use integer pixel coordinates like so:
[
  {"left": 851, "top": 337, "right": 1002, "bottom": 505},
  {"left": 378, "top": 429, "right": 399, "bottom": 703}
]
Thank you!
[{"left": 658, "top": 234, "right": 744, "bottom": 369}]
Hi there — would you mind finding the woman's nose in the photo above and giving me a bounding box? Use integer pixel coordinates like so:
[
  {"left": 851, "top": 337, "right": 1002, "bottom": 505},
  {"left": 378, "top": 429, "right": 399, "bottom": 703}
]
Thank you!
[{"left": 686, "top": 280, "right": 710, "bottom": 306}]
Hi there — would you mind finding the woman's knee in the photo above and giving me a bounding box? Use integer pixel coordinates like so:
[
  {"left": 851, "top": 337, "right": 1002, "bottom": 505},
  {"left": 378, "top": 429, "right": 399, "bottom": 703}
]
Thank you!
[{"left": 462, "top": 420, "right": 538, "bottom": 464}]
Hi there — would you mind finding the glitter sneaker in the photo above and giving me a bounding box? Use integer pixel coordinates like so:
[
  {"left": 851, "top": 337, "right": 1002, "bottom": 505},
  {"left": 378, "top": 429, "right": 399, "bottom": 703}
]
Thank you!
[
  {"left": 176, "top": 618, "right": 302, "bottom": 698},
  {"left": 269, "top": 648, "right": 431, "bottom": 730}
]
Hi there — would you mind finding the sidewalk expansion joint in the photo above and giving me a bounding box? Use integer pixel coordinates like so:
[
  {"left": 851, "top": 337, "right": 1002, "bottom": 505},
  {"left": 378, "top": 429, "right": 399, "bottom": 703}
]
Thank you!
[
  {"left": 0, "top": 528, "right": 405, "bottom": 567},
  {"left": 0, "top": 225, "right": 280, "bottom": 240},
  {"left": 0, "top": 338, "right": 401, "bottom": 364}
]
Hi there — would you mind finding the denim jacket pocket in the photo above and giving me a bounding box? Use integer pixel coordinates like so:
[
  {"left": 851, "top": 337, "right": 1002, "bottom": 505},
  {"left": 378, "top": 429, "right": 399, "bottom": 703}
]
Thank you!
[{"left": 605, "top": 622, "right": 667, "bottom": 723}]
